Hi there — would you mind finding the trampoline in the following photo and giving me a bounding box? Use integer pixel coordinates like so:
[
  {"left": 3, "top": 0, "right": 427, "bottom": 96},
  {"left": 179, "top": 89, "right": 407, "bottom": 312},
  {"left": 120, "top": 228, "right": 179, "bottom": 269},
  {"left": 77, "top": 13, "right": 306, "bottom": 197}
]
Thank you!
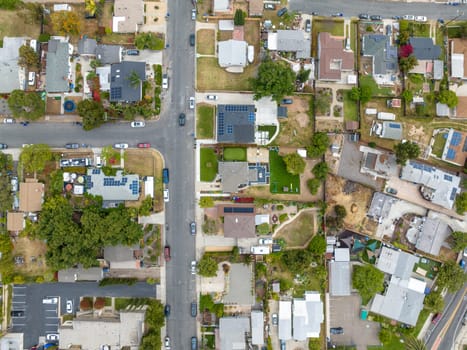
[{"left": 64, "top": 100, "right": 76, "bottom": 112}]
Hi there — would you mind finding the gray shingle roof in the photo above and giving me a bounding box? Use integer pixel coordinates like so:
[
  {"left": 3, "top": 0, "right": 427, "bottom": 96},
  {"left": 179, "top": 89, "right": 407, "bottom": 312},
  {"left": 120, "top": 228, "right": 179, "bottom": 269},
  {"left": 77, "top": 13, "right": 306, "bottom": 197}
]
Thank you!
[
  {"left": 381, "top": 121, "right": 403, "bottom": 140},
  {"left": 109, "top": 61, "right": 145, "bottom": 102},
  {"left": 46, "top": 39, "right": 70, "bottom": 93},
  {"left": 218, "top": 40, "right": 247, "bottom": 67},
  {"left": 330, "top": 261, "right": 351, "bottom": 296},
  {"left": 219, "top": 317, "right": 250, "bottom": 350},
  {"left": 78, "top": 38, "right": 97, "bottom": 55},
  {"left": 96, "top": 44, "right": 122, "bottom": 64},
  {"left": 217, "top": 104, "right": 256, "bottom": 143},
  {"left": 362, "top": 35, "right": 398, "bottom": 74},
  {"left": 409, "top": 37, "right": 441, "bottom": 60},
  {"left": 276, "top": 30, "right": 311, "bottom": 59},
  {"left": 0, "top": 37, "right": 26, "bottom": 93}
]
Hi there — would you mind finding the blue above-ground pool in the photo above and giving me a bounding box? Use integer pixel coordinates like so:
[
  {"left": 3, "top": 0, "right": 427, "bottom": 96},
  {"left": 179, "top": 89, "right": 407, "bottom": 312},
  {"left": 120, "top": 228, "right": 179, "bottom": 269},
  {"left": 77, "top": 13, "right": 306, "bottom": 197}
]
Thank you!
[{"left": 64, "top": 100, "right": 76, "bottom": 112}]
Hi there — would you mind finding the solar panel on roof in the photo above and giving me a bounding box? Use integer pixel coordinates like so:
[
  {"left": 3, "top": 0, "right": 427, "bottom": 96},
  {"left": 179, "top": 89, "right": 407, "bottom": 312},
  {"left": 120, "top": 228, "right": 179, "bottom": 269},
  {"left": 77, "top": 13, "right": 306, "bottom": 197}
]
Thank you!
[
  {"left": 110, "top": 87, "right": 122, "bottom": 100},
  {"left": 446, "top": 148, "right": 456, "bottom": 160},
  {"left": 451, "top": 132, "right": 462, "bottom": 146},
  {"left": 450, "top": 188, "right": 458, "bottom": 201},
  {"left": 227, "top": 125, "right": 233, "bottom": 134},
  {"left": 444, "top": 174, "right": 453, "bottom": 182},
  {"left": 388, "top": 123, "right": 401, "bottom": 129},
  {"left": 248, "top": 112, "right": 255, "bottom": 123}
]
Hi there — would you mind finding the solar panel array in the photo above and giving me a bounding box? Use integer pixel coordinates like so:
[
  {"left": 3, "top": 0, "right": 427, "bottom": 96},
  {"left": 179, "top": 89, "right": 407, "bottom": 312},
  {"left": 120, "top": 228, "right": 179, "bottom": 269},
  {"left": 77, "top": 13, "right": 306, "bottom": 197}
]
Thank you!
[
  {"left": 224, "top": 207, "right": 254, "bottom": 213},
  {"left": 411, "top": 162, "right": 434, "bottom": 173},
  {"left": 388, "top": 123, "right": 401, "bottom": 129},
  {"left": 225, "top": 105, "right": 249, "bottom": 112},
  {"left": 110, "top": 87, "right": 122, "bottom": 100},
  {"left": 129, "top": 180, "right": 139, "bottom": 195},
  {"left": 227, "top": 125, "right": 233, "bottom": 134},
  {"left": 446, "top": 148, "right": 457, "bottom": 160},
  {"left": 103, "top": 177, "right": 129, "bottom": 187},
  {"left": 444, "top": 174, "right": 453, "bottom": 182},
  {"left": 450, "top": 188, "right": 458, "bottom": 201},
  {"left": 92, "top": 169, "right": 101, "bottom": 175},
  {"left": 85, "top": 175, "right": 93, "bottom": 189},
  {"left": 248, "top": 112, "right": 255, "bottom": 123},
  {"left": 451, "top": 131, "right": 462, "bottom": 146},
  {"left": 218, "top": 112, "right": 225, "bottom": 136}
]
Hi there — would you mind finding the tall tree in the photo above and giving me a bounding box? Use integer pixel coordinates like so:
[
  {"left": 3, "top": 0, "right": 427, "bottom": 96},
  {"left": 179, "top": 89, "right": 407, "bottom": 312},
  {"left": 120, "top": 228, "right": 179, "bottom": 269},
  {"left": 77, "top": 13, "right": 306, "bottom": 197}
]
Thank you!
[
  {"left": 312, "top": 161, "right": 329, "bottom": 181},
  {"left": 423, "top": 290, "right": 444, "bottom": 313},
  {"left": 251, "top": 60, "right": 295, "bottom": 102},
  {"left": 128, "top": 70, "right": 142, "bottom": 89},
  {"left": 438, "top": 89, "right": 458, "bottom": 108},
  {"left": 405, "top": 337, "right": 427, "bottom": 350},
  {"left": 233, "top": 9, "right": 245, "bottom": 25},
  {"left": 393, "top": 141, "right": 420, "bottom": 165},
  {"left": 197, "top": 255, "right": 218, "bottom": 277},
  {"left": 436, "top": 261, "right": 467, "bottom": 292},
  {"left": 18, "top": 45, "right": 39, "bottom": 69},
  {"left": 308, "top": 235, "right": 326, "bottom": 255},
  {"left": 307, "top": 178, "right": 321, "bottom": 195},
  {"left": 352, "top": 265, "right": 384, "bottom": 304},
  {"left": 450, "top": 231, "right": 467, "bottom": 252},
  {"left": 455, "top": 192, "right": 467, "bottom": 215},
  {"left": 50, "top": 10, "right": 82, "bottom": 35},
  {"left": 77, "top": 99, "right": 105, "bottom": 131},
  {"left": 283, "top": 152, "right": 306, "bottom": 175},
  {"left": 399, "top": 55, "right": 418, "bottom": 73},
  {"left": 307, "top": 132, "right": 329, "bottom": 158},
  {"left": 19, "top": 144, "right": 52, "bottom": 175},
  {"left": 8, "top": 90, "right": 45, "bottom": 120}
]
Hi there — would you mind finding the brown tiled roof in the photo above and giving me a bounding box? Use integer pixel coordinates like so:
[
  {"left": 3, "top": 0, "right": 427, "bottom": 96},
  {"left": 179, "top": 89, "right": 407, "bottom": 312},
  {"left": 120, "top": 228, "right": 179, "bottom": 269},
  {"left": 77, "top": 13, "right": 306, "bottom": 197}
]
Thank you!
[
  {"left": 233, "top": 26, "right": 244, "bottom": 41},
  {"left": 345, "top": 121, "right": 359, "bottom": 130},
  {"left": 451, "top": 38, "right": 467, "bottom": 78},
  {"left": 455, "top": 96, "right": 467, "bottom": 119},
  {"left": 6, "top": 212, "right": 24, "bottom": 232},
  {"left": 19, "top": 179, "right": 44, "bottom": 212},
  {"left": 224, "top": 215, "right": 256, "bottom": 238},
  {"left": 248, "top": 0, "right": 263, "bottom": 16},
  {"left": 318, "top": 32, "right": 354, "bottom": 80}
]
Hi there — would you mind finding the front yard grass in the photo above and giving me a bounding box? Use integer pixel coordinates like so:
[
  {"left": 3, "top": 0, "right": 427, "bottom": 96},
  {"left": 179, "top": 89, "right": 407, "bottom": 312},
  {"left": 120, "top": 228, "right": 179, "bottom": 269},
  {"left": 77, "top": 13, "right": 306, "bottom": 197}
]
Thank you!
[
  {"left": 100, "top": 32, "right": 135, "bottom": 45},
  {"left": 197, "top": 29, "right": 215, "bottom": 55},
  {"left": 343, "top": 90, "right": 358, "bottom": 121},
  {"left": 200, "top": 147, "right": 218, "bottom": 182},
  {"left": 197, "top": 57, "right": 256, "bottom": 91},
  {"left": 312, "top": 18, "right": 344, "bottom": 56},
  {"left": 431, "top": 132, "right": 447, "bottom": 158},
  {"left": 269, "top": 150, "right": 300, "bottom": 194},
  {"left": 223, "top": 147, "right": 247, "bottom": 161},
  {"left": 408, "top": 22, "right": 430, "bottom": 37},
  {"left": 197, "top": 104, "right": 215, "bottom": 139}
]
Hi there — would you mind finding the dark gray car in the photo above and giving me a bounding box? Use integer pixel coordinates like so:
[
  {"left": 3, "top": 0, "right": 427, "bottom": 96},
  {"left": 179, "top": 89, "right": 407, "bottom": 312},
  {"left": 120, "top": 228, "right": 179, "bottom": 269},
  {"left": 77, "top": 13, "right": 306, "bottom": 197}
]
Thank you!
[{"left": 65, "top": 143, "right": 79, "bottom": 149}]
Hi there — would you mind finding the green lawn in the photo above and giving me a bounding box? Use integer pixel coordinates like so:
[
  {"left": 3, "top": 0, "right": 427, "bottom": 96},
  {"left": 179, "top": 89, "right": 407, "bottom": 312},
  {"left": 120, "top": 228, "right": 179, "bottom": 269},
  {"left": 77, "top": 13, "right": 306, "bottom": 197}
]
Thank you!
[
  {"left": 367, "top": 336, "right": 405, "bottom": 350},
  {"left": 343, "top": 90, "right": 358, "bottom": 121},
  {"left": 312, "top": 18, "right": 344, "bottom": 56},
  {"left": 360, "top": 75, "right": 393, "bottom": 97},
  {"left": 200, "top": 148, "right": 218, "bottom": 182},
  {"left": 431, "top": 132, "right": 447, "bottom": 158},
  {"left": 269, "top": 150, "right": 300, "bottom": 194},
  {"left": 197, "top": 57, "right": 256, "bottom": 91},
  {"left": 197, "top": 104, "right": 214, "bottom": 139},
  {"left": 408, "top": 22, "right": 430, "bottom": 37},
  {"left": 223, "top": 147, "right": 247, "bottom": 161}
]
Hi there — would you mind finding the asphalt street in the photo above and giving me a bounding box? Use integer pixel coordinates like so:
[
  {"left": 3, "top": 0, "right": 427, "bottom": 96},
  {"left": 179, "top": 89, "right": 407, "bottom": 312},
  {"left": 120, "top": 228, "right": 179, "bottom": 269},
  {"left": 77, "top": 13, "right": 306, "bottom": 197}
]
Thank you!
[
  {"left": 289, "top": 0, "right": 467, "bottom": 20},
  {"left": 11, "top": 282, "right": 157, "bottom": 348}
]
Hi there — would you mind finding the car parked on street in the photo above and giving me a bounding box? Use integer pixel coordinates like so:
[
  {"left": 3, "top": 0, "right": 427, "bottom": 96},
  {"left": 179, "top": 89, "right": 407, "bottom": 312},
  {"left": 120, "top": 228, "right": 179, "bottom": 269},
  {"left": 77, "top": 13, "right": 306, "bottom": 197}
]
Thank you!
[
  {"left": 415, "top": 15, "right": 427, "bottom": 22},
  {"left": 330, "top": 327, "right": 344, "bottom": 334},
  {"left": 190, "top": 221, "right": 196, "bottom": 235},
  {"left": 162, "top": 74, "right": 169, "bottom": 89},
  {"left": 277, "top": 7, "right": 287, "bottom": 17},
  {"left": 164, "top": 189, "right": 169, "bottom": 202},
  {"left": 179, "top": 113, "right": 186, "bottom": 126},
  {"left": 432, "top": 313, "right": 442, "bottom": 324},
  {"left": 0, "top": 144, "right": 8, "bottom": 149},
  {"left": 131, "top": 121, "right": 145, "bottom": 128},
  {"left": 189, "top": 34, "right": 195, "bottom": 46},
  {"left": 332, "top": 12, "right": 343, "bottom": 17},
  {"left": 66, "top": 300, "right": 73, "bottom": 313},
  {"left": 191, "top": 8, "right": 196, "bottom": 20},
  {"left": 305, "top": 19, "right": 311, "bottom": 32},
  {"left": 359, "top": 13, "right": 369, "bottom": 19},
  {"left": 164, "top": 304, "right": 171, "bottom": 316},
  {"left": 370, "top": 15, "right": 381, "bottom": 20},
  {"left": 137, "top": 143, "right": 151, "bottom": 148},
  {"left": 191, "top": 337, "right": 197, "bottom": 350},
  {"left": 191, "top": 302, "right": 197, "bottom": 317},
  {"left": 402, "top": 15, "right": 415, "bottom": 20},
  {"left": 191, "top": 260, "right": 197, "bottom": 275},
  {"left": 114, "top": 143, "right": 129, "bottom": 149},
  {"left": 163, "top": 168, "right": 169, "bottom": 184},
  {"left": 165, "top": 336, "right": 171, "bottom": 349},
  {"left": 3, "top": 118, "right": 15, "bottom": 124},
  {"left": 272, "top": 313, "right": 278, "bottom": 325},
  {"left": 189, "top": 97, "right": 195, "bottom": 109},
  {"left": 65, "top": 143, "right": 80, "bottom": 149},
  {"left": 206, "top": 95, "right": 218, "bottom": 100},
  {"left": 11, "top": 310, "right": 24, "bottom": 317}
]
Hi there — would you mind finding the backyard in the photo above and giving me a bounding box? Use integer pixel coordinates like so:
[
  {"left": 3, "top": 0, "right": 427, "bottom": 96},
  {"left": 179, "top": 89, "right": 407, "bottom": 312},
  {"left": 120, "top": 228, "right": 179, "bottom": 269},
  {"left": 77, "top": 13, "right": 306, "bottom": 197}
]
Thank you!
[
  {"left": 275, "top": 210, "right": 317, "bottom": 248},
  {"left": 431, "top": 132, "right": 447, "bottom": 158},
  {"left": 0, "top": 7, "right": 41, "bottom": 39},
  {"left": 223, "top": 147, "right": 247, "bottom": 161},
  {"left": 197, "top": 104, "right": 215, "bottom": 139},
  {"left": 343, "top": 90, "right": 358, "bottom": 121},
  {"left": 196, "top": 29, "right": 215, "bottom": 55},
  {"left": 360, "top": 75, "right": 393, "bottom": 97},
  {"left": 200, "top": 147, "right": 218, "bottom": 182},
  {"left": 269, "top": 150, "right": 300, "bottom": 194}
]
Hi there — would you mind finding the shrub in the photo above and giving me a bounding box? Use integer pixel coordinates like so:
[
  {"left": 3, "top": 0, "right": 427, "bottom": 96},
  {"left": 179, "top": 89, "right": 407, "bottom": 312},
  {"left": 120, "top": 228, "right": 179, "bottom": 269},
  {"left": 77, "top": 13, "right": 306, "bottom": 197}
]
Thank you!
[
  {"left": 80, "top": 298, "right": 92, "bottom": 310},
  {"left": 94, "top": 297, "right": 105, "bottom": 309}
]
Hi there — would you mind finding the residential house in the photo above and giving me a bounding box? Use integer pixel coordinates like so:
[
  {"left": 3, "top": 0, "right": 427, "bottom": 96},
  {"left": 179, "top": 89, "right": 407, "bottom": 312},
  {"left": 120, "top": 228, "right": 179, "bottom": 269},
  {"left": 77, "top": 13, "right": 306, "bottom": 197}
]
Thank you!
[
  {"left": 58, "top": 266, "right": 104, "bottom": 282},
  {"left": 359, "top": 145, "right": 399, "bottom": 180},
  {"left": 59, "top": 309, "right": 146, "bottom": 349},
  {"left": 19, "top": 179, "right": 45, "bottom": 212},
  {"left": 220, "top": 204, "right": 256, "bottom": 238},
  {"left": 267, "top": 30, "right": 311, "bottom": 59},
  {"left": 439, "top": 129, "right": 467, "bottom": 166},
  {"left": 279, "top": 300, "right": 292, "bottom": 340},
  {"left": 372, "top": 121, "right": 403, "bottom": 140},
  {"left": 248, "top": 0, "right": 263, "bottom": 16},
  {"left": 77, "top": 38, "right": 97, "bottom": 56},
  {"left": 317, "top": 32, "right": 354, "bottom": 81},
  {"left": 218, "top": 40, "right": 248, "bottom": 71},
  {"left": 330, "top": 248, "right": 351, "bottom": 296},
  {"left": 96, "top": 66, "right": 111, "bottom": 91},
  {"left": 409, "top": 37, "right": 442, "bottom": 78},
  {"left": 112, "top": 0, "right": 144, "bottom": 33},
  {"left": 219, "top": 20, "right": 234, "bottom": 31},
  {"left": 367, "top": 192, "right": 398, "bottom": 223},
  {"left": 85, "top": 168, "right": 140, "bottom": 202},
  {"left": 400, "top": 160, "right": 461, "bottom": 209},
  {"left": 104, "top": 244, "right": 142, "bottom": 269},
  {"left": 450, "top": 38, "right": 467, "bottom": 79},
  {"left": 0, "top": 37, "right": 27, "bottom": 93},
  {"left": 109, "top": 61, "right": 146, "bottom": 102},
  {"left": 217, "top": 104, "right": 256, "bottom": 143},
  {"left": 6, "top": 212, "right": 25, "bottom": 233},
  {"left": 45, "top": 38, "right": 71, "bottom": 93},
  {"left": 219, "top": 317, "right": 250, "bottom": 350},
  {"left": 293, "top": 291, "right": 324, "bottom": 340},
  {"left": 95, "top": 44, "right": 123, "bottom": 64},
  {"left": 223, "top": 263, "right": 255, "bottom": 305},
  {"left": 406, "top": 217, "right": 451, "bottom": 256},
  {"left": 371, "top": 247, "right": 425, "bottom": 326},
  {"left": 214, "top": 0, "right": 231, "bottom": 13},
  {"left": 218, "top": 161, "right": 270, "bottom": 193},
  {"left": 362, "top": 34, "right": 398, "bottom": 85},
  {"left": 251, "top": 311, "right": 264, "bottom": 345}
]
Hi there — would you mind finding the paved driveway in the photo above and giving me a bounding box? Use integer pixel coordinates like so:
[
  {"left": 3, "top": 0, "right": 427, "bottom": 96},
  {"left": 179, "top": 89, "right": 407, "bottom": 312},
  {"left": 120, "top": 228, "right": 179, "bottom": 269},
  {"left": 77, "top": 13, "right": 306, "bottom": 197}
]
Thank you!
[
  {"left": 328, "top": 294, "right": 380, "bottom": 350},
  {"left": 123, "top": 50, "right": 163, "bottom": 66}
]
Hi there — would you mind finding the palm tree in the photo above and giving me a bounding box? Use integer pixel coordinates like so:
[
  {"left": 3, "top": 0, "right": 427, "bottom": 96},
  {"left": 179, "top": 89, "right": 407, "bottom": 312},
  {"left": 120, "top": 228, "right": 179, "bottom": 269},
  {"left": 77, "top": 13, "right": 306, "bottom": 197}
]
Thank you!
[
  {"left": 405, "top": 336, "right": 427, "bottom": 350},
  {"left": 85, "top": 0, "right": 97, "bottom": 16},
  {"left": 127, "top": 70, "right": 141, "bottom": 89}
]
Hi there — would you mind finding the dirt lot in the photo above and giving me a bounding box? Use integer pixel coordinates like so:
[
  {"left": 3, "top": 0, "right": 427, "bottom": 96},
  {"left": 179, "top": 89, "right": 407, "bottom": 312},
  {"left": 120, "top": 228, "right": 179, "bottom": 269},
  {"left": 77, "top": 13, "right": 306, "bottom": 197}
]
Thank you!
[
  {"left": 275, "top": 209, "right": 318, "bottom": 248},
  {"left": 315, "top": 117, "right": 344, "bottom": 133},
  {"left": 12, "top": 237, "right": 48, "bottom": 276},
  {"left": 124, "top": 149, "right": 164, "bottom": 212},
  {"left": 326, "top": 175, "right": 377, "bottom": 235},
  {"left": 46, "top": 97, "right": 62, "bottom": 115},
  {"left": 274, "top": 96, "right": 313, "bottom": 147}
]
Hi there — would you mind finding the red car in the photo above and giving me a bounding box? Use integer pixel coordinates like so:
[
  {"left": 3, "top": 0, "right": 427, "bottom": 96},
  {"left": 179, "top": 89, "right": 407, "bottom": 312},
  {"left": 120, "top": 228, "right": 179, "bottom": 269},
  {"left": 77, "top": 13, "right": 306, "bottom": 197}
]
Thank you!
[
  {"left": 164, "top": 245, "right": 171, "bottom": 262},
  {"left": 137, "top": 143, "right": 151, "bottom": 148}
]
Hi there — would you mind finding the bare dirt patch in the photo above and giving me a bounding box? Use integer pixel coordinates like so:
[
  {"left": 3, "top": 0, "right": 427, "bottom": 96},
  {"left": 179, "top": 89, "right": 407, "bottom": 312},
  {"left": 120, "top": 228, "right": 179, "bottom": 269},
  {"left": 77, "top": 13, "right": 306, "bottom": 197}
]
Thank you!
[
  {"left": 315, "top": 118, "right": 344, "bottom": 133},
  {"left": 325, "top": 175, "right": 376, "bottom": 235},
  {"left": 46, "top": 97, "right": 62, "bottom": 115},
  {"left": 275, "top": 210, "right": 318, "bottom": 248},
  {"left": 274, "top": 96, "right": 313, "bottom": 147},
  {"left": 13, "top": 237, "right": 48, "bottom": 276}
]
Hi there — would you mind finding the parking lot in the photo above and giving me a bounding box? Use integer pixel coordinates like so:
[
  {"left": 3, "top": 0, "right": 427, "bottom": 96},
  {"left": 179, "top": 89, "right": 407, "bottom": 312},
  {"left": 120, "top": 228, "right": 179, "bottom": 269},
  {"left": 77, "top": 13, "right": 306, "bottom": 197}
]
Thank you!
[
  {"left": 328, "top": 294, "right": 380, "bottom": 349},
  {"left": 11, "top": 282, "right": 157, "bottom": 348}
]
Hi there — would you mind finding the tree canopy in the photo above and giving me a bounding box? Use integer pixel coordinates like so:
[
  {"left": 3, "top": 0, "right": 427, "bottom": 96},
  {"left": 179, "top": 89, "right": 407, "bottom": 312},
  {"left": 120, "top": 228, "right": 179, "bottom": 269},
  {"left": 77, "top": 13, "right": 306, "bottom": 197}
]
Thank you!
[
  {"left": 307, "top": 132, "right": 329, "bottom": 158},
  {"left": 251, "top": 60, "right": 295, "bottom": 102},
  {"left": 423, "top": 290, "right": 444, "bottom": 313},
  {"left": 438, "top": 89, "right": 459, "bottom": 108},
  {"left": 307, "top": 178, "right": 321, "bottom": 195},
  {"left": 233, "top": 9, "right": 245, "bottom": 25},
  {"left": 436, "top": 261, "right": 467, "bottom": 292},
  {"left": 77, "top": 99, "right": 105, "bottom": 130},
  {"left": 50, "top": 10, "right": 82, "bottom": 35},
  {"left": 19, "top": 144, "right": 52, "bottom": 174},
  {"left": 197, "top": 255, "right": 218, "bottom": 277},
  {"left": 399, "top": 55, "right": 418, "bottom": 73},
  {"left": 450, "top": 231, "right": 467, "bottom": 252},
  {"left": 352, "top": 264, "right": 384, "bottom": 304},
  {"left": 312, "top": 161, "right": 329, "bottom": 181},
  {"left": 393, "top": 141, "right": 420, "bottom": 165},
  {"left": 135, "top": 32, "right": 165, "bottom": 50},
  {"left": 8, "top": 90, "right": 45, "bottom": 120},
  {"left": 455, "top": 192, "right": 467, "bottom": 215},
  {"left": 281, "top": 249, "right": 312, "bottom": 274},
  {"left": 283, "top": 152, "right": 306, "bottom": 175},
  {"left": 18, "top": 45, "right": 39, "bottom": 69},
  {"left": 308, "top": 235, "right": 326, "bottom": 256}
]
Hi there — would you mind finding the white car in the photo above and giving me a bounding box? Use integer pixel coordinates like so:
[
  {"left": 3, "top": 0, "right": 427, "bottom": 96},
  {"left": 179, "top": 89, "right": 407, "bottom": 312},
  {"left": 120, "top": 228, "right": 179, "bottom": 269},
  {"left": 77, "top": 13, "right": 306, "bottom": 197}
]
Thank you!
[
  {"left": 46, "top": 334, "right": 59, "bottom": 342},
  {"left": 189, "top": 97, "right": 195, "bottom": 109},
  {"left": 259, "top": 238, "right": 273, "bottom": 245},
  {"left": 66, "top": 300, "right": 73, "bottom": 314},
  {"left": 206, "top": 95, "right": 218, "bottom": 101},
  {"left": 130, "top": 121, "right": 145, "bottom": 128},
  {"left": 415, "top": 15, "right": 427, "bottom": 22},
  {"left": 114, "top": 143, "right": 129, "bottom": 149},
  {"left": 191, "top": 260, "right": 197, "bottom": 275},
  {"left": 162, "top": 74, "right": 168, "bottom": 89},
  {"left": 3, "top": 118, "right": 15, "bottom": 124},
  {"left": 164, "top": 189, "right": 169, "bottom": 202},
  {"left": 191, "top": 8, "right": 196, "bottom": 20},
  {"left": 165, "top": 336, "right": 171, "bottom": 350},
  {"left": 402, "top": 15, "right": 415, "bottom": 20}
]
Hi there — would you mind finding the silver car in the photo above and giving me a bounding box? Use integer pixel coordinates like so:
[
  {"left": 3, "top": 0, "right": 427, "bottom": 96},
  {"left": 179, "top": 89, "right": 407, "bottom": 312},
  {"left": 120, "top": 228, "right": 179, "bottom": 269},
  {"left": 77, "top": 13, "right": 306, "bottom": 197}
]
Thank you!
[
  {"left": 114, "top": 143, "right": 129, "bottom": 149},
  {"left": 189, "top": 97, "right": 195, "bottom": 109}
]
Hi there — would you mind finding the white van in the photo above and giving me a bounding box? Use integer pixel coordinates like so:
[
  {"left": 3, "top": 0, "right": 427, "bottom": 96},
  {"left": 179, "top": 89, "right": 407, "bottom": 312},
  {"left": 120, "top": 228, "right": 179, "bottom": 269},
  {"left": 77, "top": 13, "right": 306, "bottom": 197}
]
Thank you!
[
  {"left": 28, "top": 72, "right": 35, "bottom": 86},
  {"left": 43, "top": 297, "right": 58, "bottom": 304},
  {"left": 95, "top": 156, "right": 102, "bottom": 167}
]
